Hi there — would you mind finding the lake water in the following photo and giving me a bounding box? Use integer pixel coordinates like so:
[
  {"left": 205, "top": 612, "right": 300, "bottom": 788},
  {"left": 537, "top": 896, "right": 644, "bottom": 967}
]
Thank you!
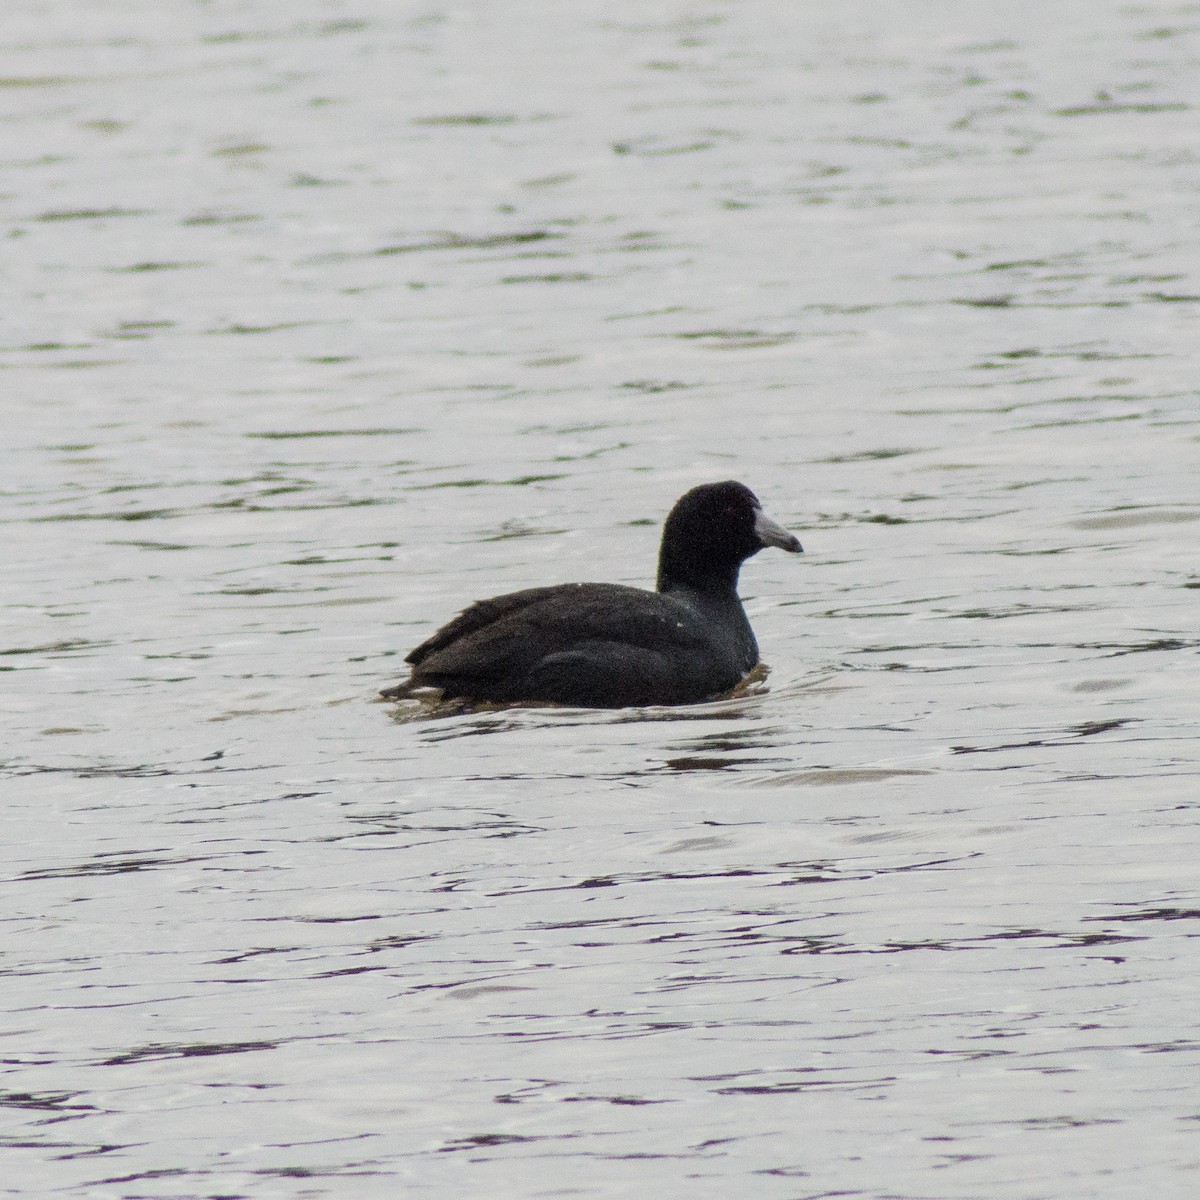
[{"left": 4, "top": 1, "right": 1198, "bottom": 1196}]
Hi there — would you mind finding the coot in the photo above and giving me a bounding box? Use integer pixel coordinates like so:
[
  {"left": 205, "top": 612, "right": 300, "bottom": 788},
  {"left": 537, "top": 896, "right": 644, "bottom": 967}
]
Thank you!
[{"left": 381, "top": 480, "right": 802, "bottom": 709}]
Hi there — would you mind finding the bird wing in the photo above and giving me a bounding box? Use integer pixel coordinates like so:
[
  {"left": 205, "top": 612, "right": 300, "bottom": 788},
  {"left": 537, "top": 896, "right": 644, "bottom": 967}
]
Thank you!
[
  {"left": 406, "top": 582, "right": 704, "bottom": 681},
  {"left": 405, "top": 586, "right": 561, "bottom": 666}
]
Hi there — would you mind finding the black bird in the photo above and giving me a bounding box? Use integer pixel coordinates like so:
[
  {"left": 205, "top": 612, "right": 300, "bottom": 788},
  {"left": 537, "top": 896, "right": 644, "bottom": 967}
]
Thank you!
[{"left": 381, "top": 480, "right": 802, "bottom": 709}]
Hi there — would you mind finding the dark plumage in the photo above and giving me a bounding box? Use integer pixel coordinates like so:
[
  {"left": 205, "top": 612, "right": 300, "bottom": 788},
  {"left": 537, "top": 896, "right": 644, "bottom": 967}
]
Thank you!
[{"left": 381, "top": 480, "right": 803, "bottom": 709}]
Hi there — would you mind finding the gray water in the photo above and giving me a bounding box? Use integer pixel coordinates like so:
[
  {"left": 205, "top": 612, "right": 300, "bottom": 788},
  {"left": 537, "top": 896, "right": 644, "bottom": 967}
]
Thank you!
[{"left": 4, "top": 1, "right": 1199, "bottom": 1196}]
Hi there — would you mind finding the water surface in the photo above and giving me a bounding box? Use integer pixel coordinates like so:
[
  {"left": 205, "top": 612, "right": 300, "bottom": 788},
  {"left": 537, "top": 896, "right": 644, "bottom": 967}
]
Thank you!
[{"left": 4, "top": 1, "right": 1198, "bottom": 1197}]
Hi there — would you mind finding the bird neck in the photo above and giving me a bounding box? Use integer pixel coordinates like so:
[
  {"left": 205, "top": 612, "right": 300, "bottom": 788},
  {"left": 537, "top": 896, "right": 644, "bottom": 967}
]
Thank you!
[{"left": 656, "top": 548, "right": 742, "bottom": 596}]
